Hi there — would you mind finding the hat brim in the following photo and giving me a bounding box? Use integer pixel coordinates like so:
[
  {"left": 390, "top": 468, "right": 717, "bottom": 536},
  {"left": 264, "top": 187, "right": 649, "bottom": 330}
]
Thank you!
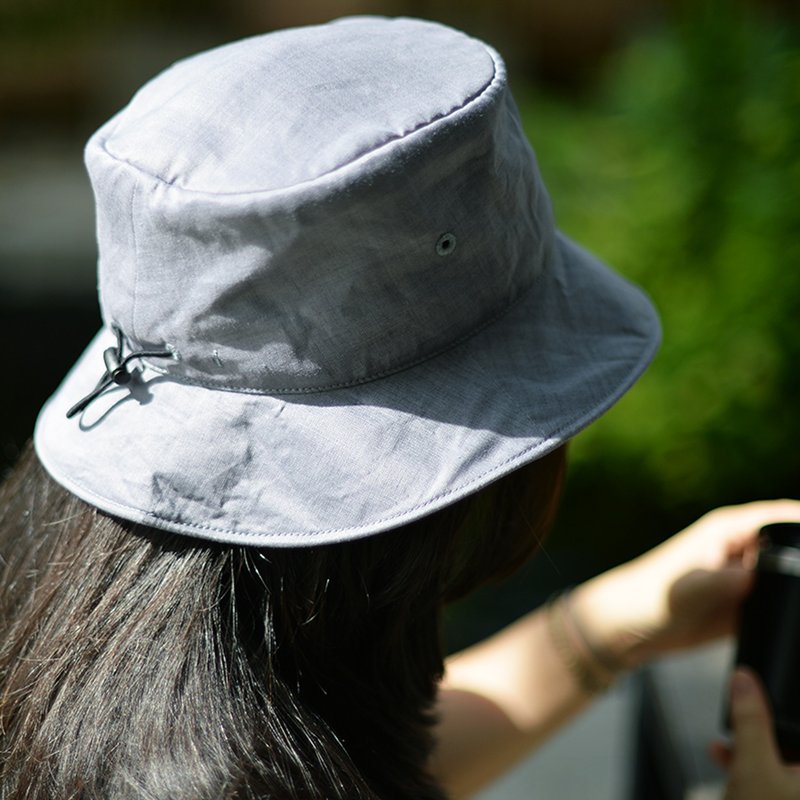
[{"left": 34, "top": 232, "right": 660, "bottom": 547}]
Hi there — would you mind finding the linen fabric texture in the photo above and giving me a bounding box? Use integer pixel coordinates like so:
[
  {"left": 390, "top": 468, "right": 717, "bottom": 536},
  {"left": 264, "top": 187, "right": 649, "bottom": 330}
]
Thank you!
[{"left": 34, "top": 16, "right": 661, "bottom": 547}]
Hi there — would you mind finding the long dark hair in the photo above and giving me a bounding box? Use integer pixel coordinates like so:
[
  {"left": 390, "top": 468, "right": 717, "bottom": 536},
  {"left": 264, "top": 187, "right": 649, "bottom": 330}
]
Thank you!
[{"left": 0, "top": 443, "right": 565, "bottom": 799}]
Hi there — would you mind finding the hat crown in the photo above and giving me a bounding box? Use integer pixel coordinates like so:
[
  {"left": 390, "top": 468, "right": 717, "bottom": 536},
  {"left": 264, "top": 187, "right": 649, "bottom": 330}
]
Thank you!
[
  {"left": 101, "top": 18, "right": 495, "bottom": 194},
  {"left": 86, "top": 16, "right": 555, "bottom": 393}
]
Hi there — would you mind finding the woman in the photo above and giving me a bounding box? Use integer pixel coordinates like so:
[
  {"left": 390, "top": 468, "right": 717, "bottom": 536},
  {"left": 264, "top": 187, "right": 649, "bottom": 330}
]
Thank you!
[{"left": 2, "top": 16, "right": 798, "bottom": 799}]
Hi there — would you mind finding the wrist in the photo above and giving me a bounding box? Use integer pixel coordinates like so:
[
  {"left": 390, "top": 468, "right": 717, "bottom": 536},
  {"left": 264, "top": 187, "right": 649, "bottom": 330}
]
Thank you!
[
  {"left": 570, "top": 568, "right": 657, "bottom": 671},
  {"left": 546, "top": 588, "right": 627, "bottom": 695}
]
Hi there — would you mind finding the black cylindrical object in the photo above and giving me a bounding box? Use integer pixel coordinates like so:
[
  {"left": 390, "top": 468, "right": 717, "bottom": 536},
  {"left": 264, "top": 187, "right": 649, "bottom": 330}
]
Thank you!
[{"left": 733, "top": 522, "right": 800, "bottom": 760}]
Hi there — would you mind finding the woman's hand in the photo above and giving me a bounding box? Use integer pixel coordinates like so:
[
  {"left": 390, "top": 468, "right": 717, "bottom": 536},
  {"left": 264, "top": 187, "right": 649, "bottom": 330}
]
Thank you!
[
  {"left": 572, "top": 500, "right": 800, "bottom": 669},
  {"left": 432, "top": 500, "right": 800, "bottom": 798},
  {"left": 713, "top": 668, "right": 800, "bottom": 799}
]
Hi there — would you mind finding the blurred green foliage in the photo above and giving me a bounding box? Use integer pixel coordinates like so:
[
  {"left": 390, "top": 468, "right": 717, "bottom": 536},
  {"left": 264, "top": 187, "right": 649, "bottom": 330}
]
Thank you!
[{"left": 524, "top": 2, "right": 800, "bottom": 532}]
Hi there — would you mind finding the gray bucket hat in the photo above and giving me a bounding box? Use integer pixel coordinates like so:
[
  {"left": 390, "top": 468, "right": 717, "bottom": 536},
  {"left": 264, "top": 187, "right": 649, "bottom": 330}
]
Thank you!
[{"left": 34, "top": 16, "right": 660, "bottom": 547}]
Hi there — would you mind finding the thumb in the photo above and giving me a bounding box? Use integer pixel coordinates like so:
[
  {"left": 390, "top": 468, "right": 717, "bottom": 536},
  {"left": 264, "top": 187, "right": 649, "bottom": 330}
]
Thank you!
[{"left": 729, "top": 667, "right": 782, "bottom": 773}]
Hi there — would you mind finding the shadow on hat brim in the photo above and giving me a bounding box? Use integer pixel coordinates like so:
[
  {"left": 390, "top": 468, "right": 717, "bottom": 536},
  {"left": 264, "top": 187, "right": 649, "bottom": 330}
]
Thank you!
[{"left": 34, "top": 231, "right": 660, "bottom": 547}]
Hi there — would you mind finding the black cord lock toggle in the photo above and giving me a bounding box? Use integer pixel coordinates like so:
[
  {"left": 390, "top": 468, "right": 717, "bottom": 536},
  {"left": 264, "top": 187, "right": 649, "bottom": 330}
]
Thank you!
[
  {"left": 66, "top": 326, "right": 174, "bottom": 419},
  {"left": 103, "top": 345, "right": 133, "bottom": 385}
]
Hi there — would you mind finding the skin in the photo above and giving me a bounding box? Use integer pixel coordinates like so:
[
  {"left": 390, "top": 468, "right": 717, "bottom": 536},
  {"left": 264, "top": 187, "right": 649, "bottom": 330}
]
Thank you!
[
  {"left": 431, "top": 499, "right": 800, "bottom": 799},
  {"left": 714, "top": 668, "right": 800, "bottom": 800}
]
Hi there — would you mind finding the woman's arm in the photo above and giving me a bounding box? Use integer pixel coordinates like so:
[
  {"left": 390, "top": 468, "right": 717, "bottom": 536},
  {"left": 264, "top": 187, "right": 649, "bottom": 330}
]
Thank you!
[
  {"left": 432, "top": 599, "right": 598, "bottom": 799},
  {"left": 431, "top": 499, "right": 800, "bottom": 799}
]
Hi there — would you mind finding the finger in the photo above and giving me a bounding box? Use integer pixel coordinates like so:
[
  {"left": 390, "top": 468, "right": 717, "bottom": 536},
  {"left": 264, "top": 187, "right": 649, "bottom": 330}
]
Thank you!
[
  {"left": 708, "top": 739, "right": 733, "bottom": 770},
  {"left": 729, "top": 668, "right": 782, "bottom": 772},
  {"left": 724, "top": 538, "right": 760, "bottom": 570},
  {"left": 698, "top": 501, "right": 800, "bottom": 557}
]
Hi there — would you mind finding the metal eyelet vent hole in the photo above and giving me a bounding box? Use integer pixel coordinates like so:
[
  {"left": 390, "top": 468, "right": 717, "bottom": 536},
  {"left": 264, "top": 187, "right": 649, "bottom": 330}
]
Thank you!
[{"left": 435, "top": 233, "right": 457, "bottom": 256}]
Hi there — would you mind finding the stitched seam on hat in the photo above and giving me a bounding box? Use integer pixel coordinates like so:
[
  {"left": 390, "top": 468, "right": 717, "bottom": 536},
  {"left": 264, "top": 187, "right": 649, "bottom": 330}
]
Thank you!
[
  {"left": 48, "top": 433, "right": 553, "bottom": 538},
  {"left": 141, "top": 261, "right": 547, "bottom": 395},
  {"left": 159, "top": 328, "right": 660, "bottom": 539},
  {"left": 130, "top": 179, "right": 141, "bottom": 342},
  {"left": 311, "top": 53, "right": 500, "bottom": 183},
  {"left": 97, "top": 49, "right": 503, "bottom": 198},
  {"left": 50, "top": 320, "right": 659, "bottom": 541}
]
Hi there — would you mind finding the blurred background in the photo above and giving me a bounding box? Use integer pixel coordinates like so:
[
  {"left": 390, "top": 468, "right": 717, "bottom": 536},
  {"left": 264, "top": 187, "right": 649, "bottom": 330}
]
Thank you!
[{"left": 1, "top": 0, "right": 799, "bottom": 649}]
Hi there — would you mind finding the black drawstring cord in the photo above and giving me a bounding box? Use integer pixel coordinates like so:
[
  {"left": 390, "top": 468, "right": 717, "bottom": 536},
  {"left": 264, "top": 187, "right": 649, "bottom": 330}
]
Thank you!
[{"left": 66, "top": 326, "right": 174, "bottom": 419}]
